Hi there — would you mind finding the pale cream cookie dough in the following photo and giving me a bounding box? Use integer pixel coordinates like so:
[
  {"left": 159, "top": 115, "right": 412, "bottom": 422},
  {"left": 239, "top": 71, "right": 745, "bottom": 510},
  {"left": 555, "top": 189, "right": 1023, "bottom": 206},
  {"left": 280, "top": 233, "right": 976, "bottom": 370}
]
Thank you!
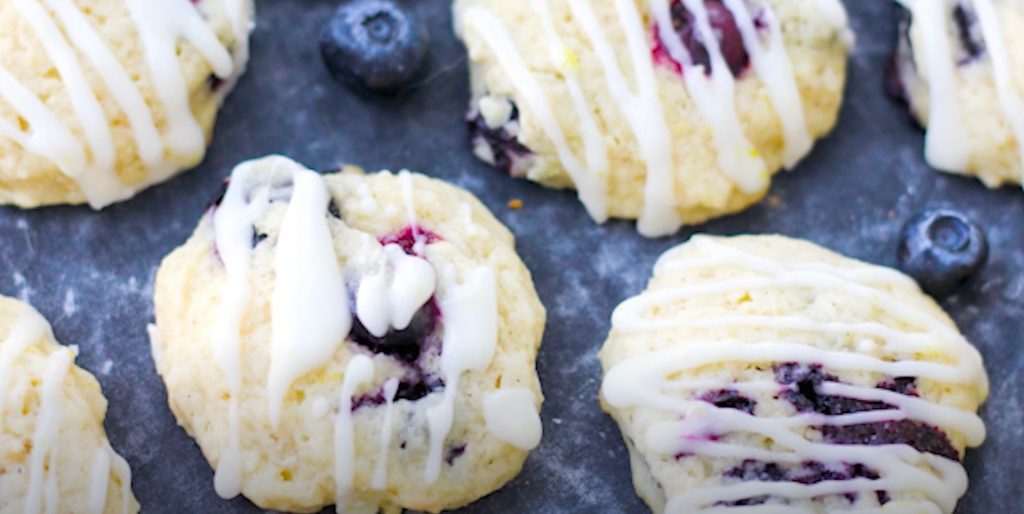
[
  {"left": 0, "top": 0, "right": 254, "bottom": 209},
  {"left": 455, "top": 0, "right": 852, "bottom": 237},
  {"left": 0, "top": 295, "right": 138, "bottom": 514},
  {"left": 891, "top": 0, "right": 1024, "bottom": 188},
  {"left": 152, "top": 156, "right": 546, "bottom": 513},
  {"left": 599, "top": 235, "right": 989, "bottom": 513}
]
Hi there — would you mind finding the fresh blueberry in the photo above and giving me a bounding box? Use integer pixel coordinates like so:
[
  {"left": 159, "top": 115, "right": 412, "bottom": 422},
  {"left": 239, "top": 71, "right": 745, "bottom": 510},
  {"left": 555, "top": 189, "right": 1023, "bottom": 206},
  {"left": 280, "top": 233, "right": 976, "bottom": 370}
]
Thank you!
[
  {"left": 320, "top": 0, "right": 428, "bottom": 94},
  {"left": 897, "top": 210, "right": 988, "bottom": 298},
  {"left": 658, "top": 0, "right": 749, "bottom": 77}
]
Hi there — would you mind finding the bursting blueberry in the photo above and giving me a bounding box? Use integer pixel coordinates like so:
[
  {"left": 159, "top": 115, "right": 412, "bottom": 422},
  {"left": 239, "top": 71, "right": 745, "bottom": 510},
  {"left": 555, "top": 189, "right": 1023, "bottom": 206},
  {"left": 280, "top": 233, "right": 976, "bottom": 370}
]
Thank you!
[
  {"left": 897, "top": 210, "right": 988, "bottom": 298},
  {"left": 320, "top": 0, "right": 428, "bottom": 94}
]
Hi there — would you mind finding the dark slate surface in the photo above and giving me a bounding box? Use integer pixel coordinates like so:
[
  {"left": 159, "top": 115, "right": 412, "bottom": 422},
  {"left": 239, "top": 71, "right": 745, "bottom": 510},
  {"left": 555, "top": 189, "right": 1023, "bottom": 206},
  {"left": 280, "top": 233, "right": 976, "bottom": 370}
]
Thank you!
[{"left": 0, "top": 0, "right": 1020, "bottom": 512}]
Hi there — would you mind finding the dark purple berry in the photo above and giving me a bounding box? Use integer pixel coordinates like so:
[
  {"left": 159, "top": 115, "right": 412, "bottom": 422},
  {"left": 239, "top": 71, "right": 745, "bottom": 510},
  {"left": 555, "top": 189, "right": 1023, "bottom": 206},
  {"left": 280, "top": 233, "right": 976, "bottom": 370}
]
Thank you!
[
  {"left": 898, "top": 210, "right": 988, "bottom": 298},
  {"left": 444, "top": 444, "right": 467, "bottom": 465},
  {"left": 251, "top": 230, "right": 268, "bottom": 248},
  {"left": 654, "top": 0, "right": 749, "bottom": 77},
  {"left": 467, "top": 100, "right": 534, "bottom": 176},
  {"left": 700, "top": 389, "right": 756, "bottom": 415},
  {"left": 822, "top": 420, "right": 958, "bottom": 461},
  {"left": 328, "top": 199, "right": 342, "bottom": 219},
  {"left": 349, "top": 299, "right": 440, "bottom": 364},
  {"left": 320, "top": 0, "right": 428, "bottom": 94},
  {"left": 878, "top": 377, "right": 918, "bottom": 396},
  {"left": 953, "top": 4, "right": 985, "bottom": 62},
  {"left": 352, "top": 373, "right": 444, "bottom": 410}
]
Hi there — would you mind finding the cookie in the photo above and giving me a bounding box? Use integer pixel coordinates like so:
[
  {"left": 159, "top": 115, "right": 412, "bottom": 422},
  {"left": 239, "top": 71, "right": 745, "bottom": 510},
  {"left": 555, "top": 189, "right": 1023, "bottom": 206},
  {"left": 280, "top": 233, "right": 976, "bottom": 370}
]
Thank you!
[
  {"left": 455, "top": 0, "right": 852, "bottom": 237},
  {"left": 152, "top": 156, "right": 546, "bottom": 513},
  {"left": 0, "top": 0, "right": 254, "bottom": 209},
  {"left": 599, "top": 235, "right": 988, "bottom": 513},
  {"left": 0, "top": 295, "right": 138, "bottom": 513},
  {"left": 889, "top": 0, "right": 1024, "bottom": 188}
]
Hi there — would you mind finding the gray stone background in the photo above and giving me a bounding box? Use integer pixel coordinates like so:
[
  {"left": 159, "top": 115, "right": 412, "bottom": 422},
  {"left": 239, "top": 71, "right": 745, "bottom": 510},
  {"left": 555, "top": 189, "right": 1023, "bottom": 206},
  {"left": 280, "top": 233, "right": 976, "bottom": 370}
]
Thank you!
[{"left": 0, "top": 0, "right": 1020, "bottom": 512}]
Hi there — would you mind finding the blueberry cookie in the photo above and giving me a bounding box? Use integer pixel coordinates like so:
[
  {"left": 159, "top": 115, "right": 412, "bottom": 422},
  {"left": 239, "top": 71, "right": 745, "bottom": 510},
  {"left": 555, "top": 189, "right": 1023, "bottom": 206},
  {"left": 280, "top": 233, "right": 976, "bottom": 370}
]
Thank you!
[
  {"left": 889, "top": 0, "right": 1024, "bottom": 187},
  {"left": 455, "top": 0, "right": 852, "bottom": 237},
  {"left": 0, "top": 0, "right": 254, "bottom": 209},
  {"left": 152, "top": 156, "right": 546, "bottom": 513},
  {"left": 0, "top": 295, "right": 138, "bottom": 513},
  {"left": 599, "top": 235, "right": 988, "bottom": 513}
]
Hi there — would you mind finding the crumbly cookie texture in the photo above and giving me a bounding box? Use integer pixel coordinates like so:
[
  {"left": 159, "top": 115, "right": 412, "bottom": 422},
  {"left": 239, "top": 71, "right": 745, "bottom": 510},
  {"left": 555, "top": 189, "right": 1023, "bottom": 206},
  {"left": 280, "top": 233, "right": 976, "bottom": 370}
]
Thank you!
[
  {"left": 455, "top": 0, "right": 851, "bottom": 237},
  {"left": 0, "top": 295, "right": 138, "bottom": 514},
  {"left": 890, "top": 0, "right": 1024, "bottom": 187},
  {"left": 0, "top": 0, "right": 254, "bottom": 209},
  {"left": 153, "top": 156, "right": 546, "bottom": 513},
  {"left": 599, "top": 235, "right": 988, "bottom": 514}
]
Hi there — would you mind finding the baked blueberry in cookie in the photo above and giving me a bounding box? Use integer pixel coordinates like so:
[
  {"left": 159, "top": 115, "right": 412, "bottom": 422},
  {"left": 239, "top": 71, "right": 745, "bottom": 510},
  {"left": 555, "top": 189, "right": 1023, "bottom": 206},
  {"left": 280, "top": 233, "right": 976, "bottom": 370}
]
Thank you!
[
  {"left": 0, "top": 0, "right": 253, "bottom": 209},
  {"left": 0, "top": 296, "right": 138, "bottom": 513},
  {"left": 152, "top": 156, "right": 545, "bottom": 513},
  {"left": 898, "top": 209, "right": 988, "bottom": 298},
  {"left": 455, "top": 0, "right": 852, "bottom": 236},
  {"left": 321, "top": 0, "right": 429, "bottom": 94},
  {"left": 889, "top": 0, "right": 1024, "bottom": 187},
  {"left": 600, "top": 235, "right": 988, "bottom": 513}
]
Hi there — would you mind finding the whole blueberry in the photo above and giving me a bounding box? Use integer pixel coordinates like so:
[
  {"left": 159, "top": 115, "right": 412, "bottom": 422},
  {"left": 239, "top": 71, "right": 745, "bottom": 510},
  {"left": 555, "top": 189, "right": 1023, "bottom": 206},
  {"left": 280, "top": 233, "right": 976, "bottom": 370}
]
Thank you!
[
  {"left": 320, "top": 0, "right": 428, "bottom": 94},
  {"left": 897, "top": 210, "right": 988, "bottom": 298}
]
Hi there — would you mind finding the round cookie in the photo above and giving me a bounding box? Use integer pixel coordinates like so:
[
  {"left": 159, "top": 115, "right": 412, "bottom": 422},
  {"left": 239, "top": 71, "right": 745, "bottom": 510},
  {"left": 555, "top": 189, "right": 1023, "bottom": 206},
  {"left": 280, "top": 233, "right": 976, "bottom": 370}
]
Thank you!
[
  {"left": 0, "top": 0, "right": 254, "bottom": 209},
  {"left": 0, "top": 295, "right": 138, "bottom": 514},
  {"left": 889, "top": 0, "right": 1024, "bottom": 187},
  {"left": 455, "top": 0, "right": 852, "bottom": 237},
  {"left": 599, "top": 235, "right": 988, "bottom": 513},
  {"left": 152, "top": 156, "right": 546, "bottom": 513}
]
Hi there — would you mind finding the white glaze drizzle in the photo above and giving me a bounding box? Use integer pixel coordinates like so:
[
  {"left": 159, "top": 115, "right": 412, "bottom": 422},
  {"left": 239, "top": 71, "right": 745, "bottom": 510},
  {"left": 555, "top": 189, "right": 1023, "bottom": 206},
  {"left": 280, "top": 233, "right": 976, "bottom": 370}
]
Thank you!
[
  {"left": 334, "top": 355, "right": 374, "bottom": 512},
  {"left": 567, "top": 0, "right": 681, "bottom": 236},
  {"left": 268, "top": 170, "right": 351, "bottom": 427},
  {"left": 650, "top": 0, "right": 767, "bottom": 193},
  {"left": 483, "top": 387, "right": 543, "bottom": 451},
  {"left": 0, "top": 308, "right": 49, "bottom": 432},
  {"left": 425, "top": 265, "right": 498, "bottom": 482},
  {"left": 24, "top": 347, "right": 72, "bottom": 514},
  {"left": 210, "top": 157, "right": 276, "bottom": 499},
  {"left": 355, "top": 245, "right": 436, "bottom": 337},
  {"left": 0, "top": 0, "right": 250, "bottom": 208},
  {"left": 372, "top": 378, "right": 399, "bottom": 490},
  {"left": 88, "top": 444, "right": 134, "bottom": 514},
  {"left": 464, "top": 0, "right": 841, "bottom": 236},
  {"left": 903, "top": 0, "right": 970, "bottom": 172},
  {"left": 603, "top": 236, "right": 988, "bottom": 513},
  {"left": 88, "top": 448, "right": 111, "bottom": 514},
  {"left": 972, "top": 0, "right": 1024, "bottom": 183},
  {"left": 722, "top": 0, "right": 812, "bottom": 168}
]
